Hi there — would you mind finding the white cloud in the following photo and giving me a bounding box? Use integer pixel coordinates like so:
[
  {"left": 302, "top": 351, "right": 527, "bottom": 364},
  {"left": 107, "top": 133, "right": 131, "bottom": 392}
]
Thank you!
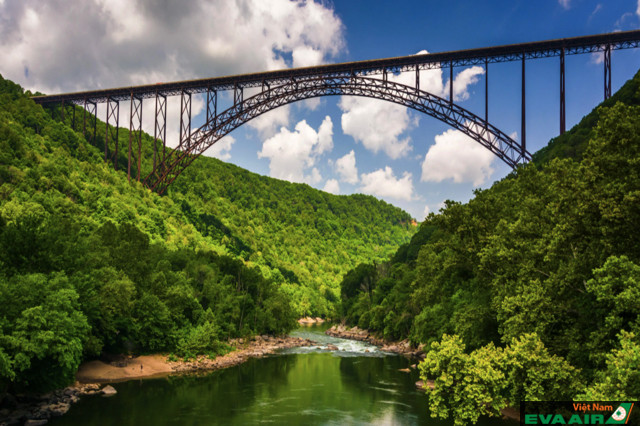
[
  {"left": 258, "top": 116, "right": 333, "bottom": 184},
  {"left": 449, "top": 66, "right": 485, "bottom": 102},
  {"left": 637, "top": 0, "right": 640, "bottom": 17},
  {"left": 0, "top": 0, "right": 345, "bottom": 144},
  {"left": 339, "top": 96, "right": 414, "bottom": 159},
  {"left": 423, "top": 204, "right": 430, "bottom": 219},
  {"left": 316, "top": 115, "right": 334, "bottom": 154},
  {"left": 323, "top": 179, "right": 340, "bottom": 194},
  {"left": 360, "top": 166, "right": 415, "bottom": 201},
  {"left": 247, "top": 106, "right": 292, "bottom": 139},
  {"left": 421, "top": 128, "right": 495, "bottom": 187},
  {"left": 335, "top": 150, "right": 358, "bottom": 184},
  {"left": 309, "top": 167, "right": 323, "bottom": 185},
  {"left": 292, "top": 46, "right": 324, "bottom": 68},
  {"left": 338, "top": 50, "right": 484, "bottom": 160},
  {"left": 559, "top": 0, "right": 571, "bottom": 9},
  {"left": 203, "top": 135, "right": 235, "bottom": 160}
]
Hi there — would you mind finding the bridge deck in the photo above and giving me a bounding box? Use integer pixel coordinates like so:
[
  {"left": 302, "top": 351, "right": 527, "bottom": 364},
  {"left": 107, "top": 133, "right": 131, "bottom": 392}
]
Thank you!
[{"left": 32, "top": 30, "right": 640, "bottom": 105}]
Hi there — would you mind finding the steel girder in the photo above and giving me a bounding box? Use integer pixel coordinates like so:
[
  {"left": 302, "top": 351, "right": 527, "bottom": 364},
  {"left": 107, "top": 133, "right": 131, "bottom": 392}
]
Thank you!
[
  {"left": 147, "top": 76, "right": 531, "bottom": 194},
  {"left": 31, "top": 30, "right": 640, "bottom": 106},
  {"left": 128, "top": 94, "right": 143, "bottom": 181},
  {"left": 105, "top": 98, "right": 119, "bottom": 169},
  {"left": 150, "top": 92, "right": 167, "bottom": 179},
  {"left": 83, "top": 99, "right": 97, "bottom": 145}
]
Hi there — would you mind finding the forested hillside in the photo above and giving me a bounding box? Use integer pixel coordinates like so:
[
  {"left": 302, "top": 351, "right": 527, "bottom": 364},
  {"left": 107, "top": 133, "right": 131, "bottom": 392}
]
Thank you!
[
  {"left": 0, "top": 74, "right": 413, "bottom": 393},
  {"left": 171, "top": 156, "right": 413, "bottom": 317},
  {"left": 340, "top": 70, "right": 640, "bottom": 424}
]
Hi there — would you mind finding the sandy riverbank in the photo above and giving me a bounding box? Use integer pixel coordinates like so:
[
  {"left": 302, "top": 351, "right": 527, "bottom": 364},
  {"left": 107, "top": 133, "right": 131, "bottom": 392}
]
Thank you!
[
  {"left": 1, "top": 335, "right": 314, "bottom": 425},
  {"left": 76, "top": 354, "right": 172, "bottom": 383},
  {"left": 76, "top": 335, "right": 313, "bottom": 383}
]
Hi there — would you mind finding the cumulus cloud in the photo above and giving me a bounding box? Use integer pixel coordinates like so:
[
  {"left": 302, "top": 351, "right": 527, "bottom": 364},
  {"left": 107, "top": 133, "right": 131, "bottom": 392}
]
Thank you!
[
  {"left": 323, "top": 179, "right": 340, "bottom": 194},
  {"left": 258, "top": 116, "right": 333, "bottom": 184},
  {"left": 246, "top": 106, "right": 292, "bottom": 139},
  {"left": 423, "top": 205, "right": 430, "bottom": 219},
  {"left": 421, "top": 128, "right": 495, "bottom": 187},
  {"left": 0, "top": 0, "right": 345, "bottom": 144},
  {"left": 447, "top": 66, "right": 485, "bottom": 102},
  {"left": 360, "top": 166, "right": 415, "bottom": 201},
  {"left": 335, "top": 150, "right": 359, "bottom": 184},
  {"left": 203, "top": 135, "right": 235, "bottom": 160},
  {"left": 339, "top": 96, "right": 413, "bottom": 159},
  {"left": 339, "top": 50, "right": 484, "bottom": 160},
  {"left": 559, "top": 0, "right": 571, "bottom": 9}
]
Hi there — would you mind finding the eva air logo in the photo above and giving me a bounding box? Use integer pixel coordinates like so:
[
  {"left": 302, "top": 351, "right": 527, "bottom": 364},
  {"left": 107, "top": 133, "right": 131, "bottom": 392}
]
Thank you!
[
  {"left": 606, "top": 403, "right": 634, "bottom": 424},
  {"left": 523, "top": 401, "right": 636, "bottom": 425}
]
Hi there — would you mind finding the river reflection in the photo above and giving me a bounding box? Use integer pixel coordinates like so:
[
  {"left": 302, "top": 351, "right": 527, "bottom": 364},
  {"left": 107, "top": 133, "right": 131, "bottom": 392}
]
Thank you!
[{"left": 51, "top": 325, "right": 516, "bottom": 425}]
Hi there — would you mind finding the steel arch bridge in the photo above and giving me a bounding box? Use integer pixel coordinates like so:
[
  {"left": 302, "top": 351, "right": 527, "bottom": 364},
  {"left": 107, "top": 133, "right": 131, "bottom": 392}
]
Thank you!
[
  {"left": 32, "top": 30, "right": 640, "bottom": 194},
  {"left": 149, "top": 76, "right": 528, "bottom": 194}
]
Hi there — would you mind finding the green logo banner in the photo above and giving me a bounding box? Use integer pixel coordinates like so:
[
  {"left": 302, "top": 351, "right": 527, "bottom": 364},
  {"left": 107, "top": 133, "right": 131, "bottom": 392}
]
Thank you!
[{"left": 521, "top": 401, "right": 638, "bottom": 425}]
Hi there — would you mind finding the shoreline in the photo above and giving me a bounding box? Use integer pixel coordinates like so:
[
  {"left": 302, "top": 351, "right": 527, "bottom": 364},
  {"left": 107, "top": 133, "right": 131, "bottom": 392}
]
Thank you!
[
  {"left": 326, "top": 324, "right": 520, "bottom": 423},
  {"left": 325, "top": 324, "right": 425, "bottom": 358},
  {"left": 0, "top": 335, "right": 313, "bottom": 425}
]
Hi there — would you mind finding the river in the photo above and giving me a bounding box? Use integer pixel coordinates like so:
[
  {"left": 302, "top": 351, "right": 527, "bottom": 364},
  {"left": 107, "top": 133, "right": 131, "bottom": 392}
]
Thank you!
[{"left": 50, "top": 324, "right": 516, "bottom": 425}]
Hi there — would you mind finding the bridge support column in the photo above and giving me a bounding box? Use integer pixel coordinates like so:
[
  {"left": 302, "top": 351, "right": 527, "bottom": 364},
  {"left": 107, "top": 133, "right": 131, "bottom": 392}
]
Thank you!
[
  {"left": 604, "top": 44, "right": 612, "bottom": 100},
  {"left": 206, "top": 87, "right": 217, "bottom": 127},
  {"left": 484, "top": 58, "right": 489, "bottom": 127},
  {"left": 261, "top": 80, "right": 271, "bottom": 99},
  {"left": 179, "top": 89, "right": 192, "bottom": 150},
  {"left": 234, "top": 83, "right": 243, "bottom": 111},
  {"left": 560, "top": 47, "right": 566, "bottom": 135},
  {"left": 153, "top": 92, "right": 167, "bottom": 176},
  {"left": 83, "top": 99, "right": 97, "bottom": 145},
  {"left": 60, "top": 100, "right": 65, "bottom": 123},
  {"left": 128, "top": 94, "right": 143, "bottom": 182},
  {"left": 415, "top": 65, "right": 420, "bottom": 92},
  {"left": 449, "top": 63, "right": 453, "bottom": 104},
  {"left": 521, "top": 55, "right": 526, "bottom": 156},
  {"left": 105, "top": 97, "right": 120, "bottom": 169},
  {"left": 72, "top": 103, "right": 76, "bottom": 130}
]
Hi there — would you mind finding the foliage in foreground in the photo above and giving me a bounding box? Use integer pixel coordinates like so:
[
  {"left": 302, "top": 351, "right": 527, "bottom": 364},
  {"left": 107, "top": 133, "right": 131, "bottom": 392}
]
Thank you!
[{"left": 340, "top": 69, "right": 640, "bottom": 424}]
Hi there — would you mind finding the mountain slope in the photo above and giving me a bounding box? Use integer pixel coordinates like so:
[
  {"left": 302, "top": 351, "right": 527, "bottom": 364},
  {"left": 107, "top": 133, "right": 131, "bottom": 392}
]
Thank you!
[
  {"left": 532, "top": 68, "right": 640, "bottom": 164},
  {"left": 0, "top": 73, "right": 414, "bottom": 391},
  {"left": 170, "top": 156, "right": 414, "bottom": 316},
  {"left": 337, "top": 68, "right": 640, "bottom": 418}
]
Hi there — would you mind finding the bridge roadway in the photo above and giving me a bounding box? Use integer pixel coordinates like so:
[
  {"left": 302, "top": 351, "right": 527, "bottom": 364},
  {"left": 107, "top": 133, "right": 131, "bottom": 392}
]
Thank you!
[{"left": 32, "top": 30, "right": 640, "bottom": 105}]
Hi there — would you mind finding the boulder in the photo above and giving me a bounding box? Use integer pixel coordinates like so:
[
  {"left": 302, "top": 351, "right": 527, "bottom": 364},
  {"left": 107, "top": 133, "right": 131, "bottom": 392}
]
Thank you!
[
  {"left": 48, "top": 402, "right": 70, "bottom": 416},
  {"left": 25, "top": 419, "right": 49, "bottom": 426},
  {"left": 101, "top": 385, "right": 117, "bottom": 397}
]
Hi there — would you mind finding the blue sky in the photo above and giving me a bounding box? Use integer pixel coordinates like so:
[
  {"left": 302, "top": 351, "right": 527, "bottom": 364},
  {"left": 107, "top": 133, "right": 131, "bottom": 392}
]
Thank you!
[{"left": 1, "top": 0, "right": 639, "bottom": 219}]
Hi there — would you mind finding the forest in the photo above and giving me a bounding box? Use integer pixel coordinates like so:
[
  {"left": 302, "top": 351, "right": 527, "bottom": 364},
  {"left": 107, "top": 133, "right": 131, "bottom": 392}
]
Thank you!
[
  {"left": 339, "top": 70, "right": 640, "bottom": 424},
  {"left": 0, "top": 74, "right": 414, "bottom": 393}
]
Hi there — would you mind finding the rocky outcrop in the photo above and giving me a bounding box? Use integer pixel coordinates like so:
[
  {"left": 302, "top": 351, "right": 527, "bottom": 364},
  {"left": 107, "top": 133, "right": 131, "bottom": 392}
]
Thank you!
[
  {"left": 325, "top": 325, "right": 425, "bottom": 358},
  {"left": 0, "top": 383, "right": 111, "bottom": 426},
  {"left": 297, "top": 317, "right": 325, "bottom": 325},
  {"left": 168, "top": 335, "right": 314, "bottom": 374}
]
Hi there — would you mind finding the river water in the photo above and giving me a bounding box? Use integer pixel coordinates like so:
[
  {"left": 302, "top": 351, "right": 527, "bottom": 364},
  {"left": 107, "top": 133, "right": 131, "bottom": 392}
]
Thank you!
[{"left": 51, "top": 324, "right": 516, "bottom": 425}]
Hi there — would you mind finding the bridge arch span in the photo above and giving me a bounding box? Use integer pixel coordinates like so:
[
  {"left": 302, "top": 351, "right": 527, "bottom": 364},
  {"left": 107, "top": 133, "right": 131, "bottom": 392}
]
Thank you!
[{"left": 147, "top": 76, "right": 531, "bottom": 194}]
